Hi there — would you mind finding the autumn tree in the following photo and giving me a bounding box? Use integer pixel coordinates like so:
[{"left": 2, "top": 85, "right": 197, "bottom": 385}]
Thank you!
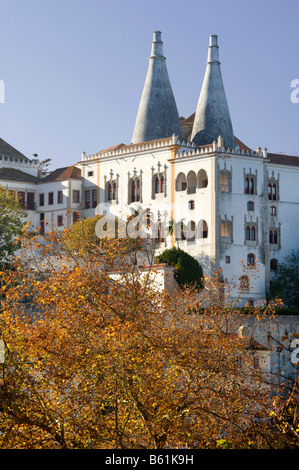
[
  {"left": 0, "top": 186, "right": 27, "bottom": 268},
  {"left": 0, "top": 226, "right": 297, "bottom": 449}
]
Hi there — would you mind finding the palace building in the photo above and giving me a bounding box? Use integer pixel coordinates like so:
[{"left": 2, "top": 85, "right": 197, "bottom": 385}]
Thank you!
[{"left": 1, "top": 31, "right": 299, "bottom": 306}]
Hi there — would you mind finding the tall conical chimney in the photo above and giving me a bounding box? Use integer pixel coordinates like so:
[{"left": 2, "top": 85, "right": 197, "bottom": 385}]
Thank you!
[
  {"left": 191, "top": 35, "right": 234, "bottom": 148},
  {"left": 131, "top": 31, "right": 182, "bottom": 144}
]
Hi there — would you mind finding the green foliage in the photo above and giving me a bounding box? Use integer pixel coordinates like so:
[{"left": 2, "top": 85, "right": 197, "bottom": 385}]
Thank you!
[
  {"left": 156, "top": 247, "right": 204, "bottom": 289},
  {"left": 270, "top": 250, "right": 299, "bottom": 308},
  {"left": 0, "top": 186, "right": 26, "bottom": 266}
]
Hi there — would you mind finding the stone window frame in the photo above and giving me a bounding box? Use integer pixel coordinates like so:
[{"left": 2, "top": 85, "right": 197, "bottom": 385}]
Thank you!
[
  {"left": 269, "top": 224, "right": 281, "bottom": 250},
  {"left": 152, "top": 164, "right": 167, "bottom": 199},
  {"left": 128, "top": 169, "right": 142, "bottom": 205},
  {"left": 244, "top": 216, "right": 258, "bottom": 246},
  {"left": 104, "top": 172, "right": 119, "bottom": 204},
  {"left": 244, "top": 168, "right": 258, "bottom": 195},
  {"left": 220, "top": 215, "right": 233, "bottom": 244},
  {"left": 219, "top": 169, "right": 232, "bottom": 193},
  {"left": 267, "top": 171, "right": 280, "bottom": 201}
]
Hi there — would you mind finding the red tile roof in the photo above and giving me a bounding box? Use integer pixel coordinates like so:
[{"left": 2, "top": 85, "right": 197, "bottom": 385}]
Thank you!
[{"left": 42, "top": 166, "right": 81, "bottom": 182}]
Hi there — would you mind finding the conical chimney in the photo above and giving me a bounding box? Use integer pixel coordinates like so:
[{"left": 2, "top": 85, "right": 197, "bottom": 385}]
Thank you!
[
  {"left": 131, "top": 31, "right": 182, "bottom": 144},
  {"left": 191, "top": 35, "right": 234, "bottom": 148}
]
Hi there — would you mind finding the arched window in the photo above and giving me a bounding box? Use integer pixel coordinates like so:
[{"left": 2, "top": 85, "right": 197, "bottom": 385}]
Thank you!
[
  {"left": 198, "top": 169, "right": 208, "bottom": 188},
  {"left": 154, "top": 175, "right": 165, "bottom": 194},
  {"left": 272, "top": 184, "right": 277, "bottom": 201},
  {"left": 270, "top": 258, "right": 278, "bottom": 271},
  {"left": 221, "top": 222, "right": 231, "bottom": 238},
  {"left": 249, "top": 178, "right": 254, "bottom": 194},
  {"left": 187, "top": 171, "right": 197, "bottom": 194},
  {"left": 198, "top": 220, "right": 208, "bottom": 239},
  {"left": 269, "top": 230, "right": 273, "bottom": 244},
  {"left": 247, "top": 253, "right": 255, "bottom": 266},
  {"left": 245, "top": 177, "right": 249, "bottom": 194},
  {"left": 273, "top": 230, "right": 278, "bottom": 244},
  {"left": 112, "top": 182, "right": 117, "bottom": 200},
  {"left": 268, "top": 183, "right": 272, "bottom": 200},
  {"left": 251, "top": 226, "right": 256, "bottom": 241},
  {"left": 176, "top": 172, "right": 187, "bottom": 191},
  {"left": 246, "top": 226, "right": 251, "bottom": 241},
  {"left": 240, "top": 275, "right": 250, "bottom": 292},
  {"left": 108, "top": 183, "right": 112, "bottom": 201}
]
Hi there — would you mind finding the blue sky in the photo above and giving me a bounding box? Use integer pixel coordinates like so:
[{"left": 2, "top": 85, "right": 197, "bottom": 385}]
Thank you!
[{"left": 0, "top": 0, "right": 298, "bottom": 169}]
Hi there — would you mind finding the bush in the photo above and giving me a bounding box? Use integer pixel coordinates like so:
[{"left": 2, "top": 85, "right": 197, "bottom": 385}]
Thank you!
[{"left": 156, "top": 247, "right": 204, "bottom": 289}]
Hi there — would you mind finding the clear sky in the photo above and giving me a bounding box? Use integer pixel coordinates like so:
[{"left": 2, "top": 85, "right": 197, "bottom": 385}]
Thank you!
[{"left": 0, "top": 0, "right": 298, "bottom": 169}]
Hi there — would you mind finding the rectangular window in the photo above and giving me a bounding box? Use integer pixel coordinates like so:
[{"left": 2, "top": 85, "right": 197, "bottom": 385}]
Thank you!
[
  {"left": 225, "top": 256, "right": 230, "bottom": 264},
  {"left": 247, "top": 201, "right": 254, "bottom": 211},
  {"left": 17, "top": 191, "right": 25, "bottom": 208},
  {"left": 88, "top": 171, "right": 94, "bottom": 177},
  {"left": 57, "top": 215, "right": 63, "bottom": 227},
  {"left": 271, "top": 206, "right": 277, "bottom": 215},
  {"left": 92, "top": 189, "right": 97, "bottom": 208},
  {"left": 188, "top": 200, "right": 195, "bottom": 210},
  {"left": 73, "top": 190, "right": 80, "bottom": 203},
  {"left": 27, "top": 192, "right": 35, "bottom": 210},
  {"left": 39, "top": 193, "right": 44, "bottom": 206},
  {"left": 85, "top": 190, "right": 90, "bottom": 209},
  {"left": 57, "top": 190, "right": 63, "bottom": 204},
  {"left": 48, "top": 192, "right": 54, "bottom": 205}
]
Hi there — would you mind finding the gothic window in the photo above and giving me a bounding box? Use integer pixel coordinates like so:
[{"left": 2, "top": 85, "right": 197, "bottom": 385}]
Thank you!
[
  {"left": 247, "top": 253, "right": 255, "bottom": 266},
  {"left": 92, "top": 189, "right": 97, "bottom": 208},
  {"left": 106, "top": 180, "right": 117, "bottom": 202},
  {"left": 221, "top": 221, "right": 231, "bottom": 238},
  {"left": 219, "top": 171, "right": 231, "bottom": 192},
  {"left": 269, "top": 230, "right": 278, "bottom": 245},
  {"left": 154, "top": 174, "right": 165, "bottom": 194},
  {"left": 244, "top": 172, "right": 257, "bottom": 195},
  {"left": 85, "top": 190, "right": 91, "bottom": 208},
  {"left": 245, "top": 225, "right": 256, "bottom": 241},
  {"left": 129, "top": 178, "right": 141, "bottom": 203},
  {"left": 267, "top": 175, "right": 279, "bottom": 201}
]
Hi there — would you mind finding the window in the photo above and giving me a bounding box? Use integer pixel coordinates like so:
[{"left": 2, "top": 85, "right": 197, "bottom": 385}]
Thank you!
[
  {"left": 57, "top": 215, "right": 63, "bottom": 227},
  {"left": 247, "top": 253, "right": 255, "bottom": 266},
  {"left": 48, "top": 192, "right": 54, "bottom": 205},
  {"left": 219, "top": 172, "right": 230, "bottom": 192},
  {"left": 73, "top": 190, "right": 80, "bottom": 203},
  {"left": 271, "top": 206, "right": 276, "bottom": 215},
  {"left": 187, "top": 171, "right": 197, "bottom": 194},
  {"left": 198, "top": 169, "right": 208, "bottom": 188},
  {"left": 245, "top": 177, "right": 255, "bottom": 194},
  {"left": 88, "top": 171, "right": 93, "bottom": 177},
  {"left": 130, "top": 179, "right": 141, "bottom": 203},
  {"left": 268, "top": 183, "right": 277, "bottom": 200},
  {"left": 73, "top": 211, "right": 79, "bottom": 224},
  {"left": 27, "top": 192, "right": 35, "bottom": 210},
  {"left": 270, "top": 258, "right": 278, "bottom": 271},
  {"left": 85, "top": 190, "right": 90, "bottom": 208},
  {"left": 17, "top": 191, "right": 25, "bottom": 208},
  {"left": 186, "top": 220, "right": 196, "bottom": 243},
  {"left": 188, "top": 200, "right": 195, "bottom": 210},
  {"left": 245, "top": 225, "right": 256, "bottom": 241},
  {"left": 221, "top": 222, "right": 231, "bottom": 238},
  {"left": 247, "top": 201, "right": 254, "bottom": 211},
  {"left": 39, "top": 193, "right": 44, "bottom": 206},
  {"left": 57, "top": 190, "right": 63, "bottom": 204},
  {"left": 198, "top": 220, "right": 208, "bottom": 239},
  {"left": 39, "top": 213, "right": 45, "bottom": 234},
  {"left": 240, "top": 275, "right": 250, "bottom": 292},
  {"left": 92, "top": 189, "right": 97, "bottom": 208},
  {"left": 225, "top": 256, "right": 231, "bottom": 264},
  {"left": 269, "top": 230, "right": 278, "bottom": 244},
  {"left": 176, "top": 172, "right": 187, "bottom": 192},
  {"left": 154, "top": 175, "right": 165, "bottom": 194}
]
